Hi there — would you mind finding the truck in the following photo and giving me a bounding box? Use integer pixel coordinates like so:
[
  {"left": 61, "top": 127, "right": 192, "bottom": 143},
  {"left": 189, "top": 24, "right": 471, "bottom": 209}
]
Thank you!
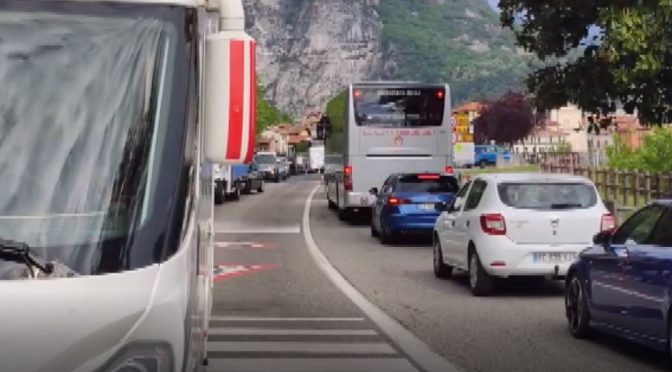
[
  {"left": 309, "top": 145, "right": 325, "bottom": 173},
  {"left": 214, "top": 164, "right": 263, "bottom": 204},
  {"left": 0, "top": 0, "right": 256, "bottom": 371}
]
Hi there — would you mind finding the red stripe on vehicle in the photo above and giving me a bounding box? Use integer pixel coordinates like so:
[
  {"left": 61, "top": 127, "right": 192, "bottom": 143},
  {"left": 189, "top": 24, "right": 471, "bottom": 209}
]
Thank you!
[
  {"left": 226, "top": 39, "right": 245, "bottom": 160},
  {"left": 245, "top": 40, "right": 256, "bottom": 163}
]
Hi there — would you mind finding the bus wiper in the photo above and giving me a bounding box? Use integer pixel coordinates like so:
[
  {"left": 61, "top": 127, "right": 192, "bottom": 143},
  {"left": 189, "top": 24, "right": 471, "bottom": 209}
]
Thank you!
[
  {"left": 0, "top": 238, "right": 53, "bottom": 277},
  {"left": 550, "top": 203, "right": 582, "bottom": 209}
]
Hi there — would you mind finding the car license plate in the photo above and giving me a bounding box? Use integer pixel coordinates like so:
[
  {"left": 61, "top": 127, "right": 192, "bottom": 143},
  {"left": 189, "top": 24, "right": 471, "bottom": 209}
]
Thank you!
[
  {"left": 533, "top": 252, "right": 576, "bottom": 263},
  {"left": 418, "top": 203, "right": 435, "bottom": 211}
]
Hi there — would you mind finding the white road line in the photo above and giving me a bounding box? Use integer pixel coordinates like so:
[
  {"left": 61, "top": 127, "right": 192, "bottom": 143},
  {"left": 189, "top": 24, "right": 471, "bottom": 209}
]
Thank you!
[
  {"left": 210, "top": 316, "right": 365, "bottom": 322},
  {"left": 206, "top": 358, "right": 419, "bottom": 372},
  {"left": 303, "top": 185, "right": 463, "bottom": 372},
  {"left": 214, "top": 224, "right": 301, "bottom": 234},
  {"left": 209, "top": 341, "right": 397, "bottom": 354},
  {"left": 209, "top": 328, "right": 378, "bottom": 336}
]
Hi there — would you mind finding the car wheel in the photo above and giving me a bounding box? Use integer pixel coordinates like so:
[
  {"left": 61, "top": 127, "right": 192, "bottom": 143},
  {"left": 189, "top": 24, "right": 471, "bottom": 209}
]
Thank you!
[
  {"left": 231, "top": 184, "right": 241, "bottom": 201},
  {"left": 275, "top": 174, "right": 280, "bottom": 183},
  {"left": 469, "top": 250, "right": 495, "bottom": 296},
  {"left": 370, "top": 215, "right": 380, "bottom": 237},
  {"left": 479, "top": 160, "right": 487, "bottom": 168},
  {"left": 565, "top": 275, "right": 591, "bottom": 338},
  {"left": 242, "top": 181, "right": 252, "bottom": 195},
  {"left": 338, "top": 207, "right": 350, "bottom": 222},
  {"left": 214, "top": 183, "right": 225, "bottom": 205},
  {"left": 433, "top": 238, "right": 452, "bottom": 278},
  {"left": 328, "top": 199, "right": 337, "bottom": 210},
  {"left": 257, "top": 180, "right": 264, "bottom": 193}
]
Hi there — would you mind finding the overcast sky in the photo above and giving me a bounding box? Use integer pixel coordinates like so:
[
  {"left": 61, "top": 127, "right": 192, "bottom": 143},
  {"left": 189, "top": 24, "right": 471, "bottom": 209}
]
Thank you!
[{"left": 487, "top": 0, "right": 499, "bottom": 11}]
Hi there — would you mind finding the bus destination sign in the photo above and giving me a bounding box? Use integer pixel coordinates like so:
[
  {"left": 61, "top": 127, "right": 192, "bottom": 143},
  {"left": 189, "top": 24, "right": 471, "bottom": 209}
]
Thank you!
[{"left": 377, "top": 89, "right": 421, "bottom": 96}]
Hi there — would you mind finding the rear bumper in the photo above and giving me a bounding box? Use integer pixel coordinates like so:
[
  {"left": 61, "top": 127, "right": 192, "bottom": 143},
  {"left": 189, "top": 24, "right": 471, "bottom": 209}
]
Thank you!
[
  {"left": 343, "top": 192, "right": 375, "bottom": 208},
  {"left": 384, "top": 213, "right": 439, "bottom": 232},
  {"left": 475, "top": 237, "right": 589, "bottom": 278}
]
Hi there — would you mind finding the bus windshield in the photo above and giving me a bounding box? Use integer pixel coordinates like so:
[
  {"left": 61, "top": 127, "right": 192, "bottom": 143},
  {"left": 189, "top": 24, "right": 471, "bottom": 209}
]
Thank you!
[
  {"left": 353, "top": 87, "right": 445, "bottom": 127},
  {"left": 0, "top": 2, "right": 183, "bottom": 278}
]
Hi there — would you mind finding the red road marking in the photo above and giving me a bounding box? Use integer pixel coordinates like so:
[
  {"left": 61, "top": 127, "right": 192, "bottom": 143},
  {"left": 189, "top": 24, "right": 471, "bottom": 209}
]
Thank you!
[{"left": 213, "top": 263, "right": 279, "bottom": 282}]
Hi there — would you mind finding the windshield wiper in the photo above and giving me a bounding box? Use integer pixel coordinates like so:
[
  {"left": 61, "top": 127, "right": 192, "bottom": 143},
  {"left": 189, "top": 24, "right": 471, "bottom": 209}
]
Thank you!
[
  {"left": 0, "top": 239, "right": 53, "bottom": 277},
  {"left": 550, "top": 203, "right": 582, "bottom": 209}
]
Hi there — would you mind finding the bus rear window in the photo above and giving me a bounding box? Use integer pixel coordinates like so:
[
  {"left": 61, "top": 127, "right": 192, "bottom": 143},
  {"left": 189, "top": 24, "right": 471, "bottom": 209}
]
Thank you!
[
  {"left": 497, "top": 183, "right": 598, "bottom": 210},
  {"left": 396, "top": 175, "right": 459, "bottom": 193},
  {"left": 353, "top": 87, "right": 445, "bottom": 127}
]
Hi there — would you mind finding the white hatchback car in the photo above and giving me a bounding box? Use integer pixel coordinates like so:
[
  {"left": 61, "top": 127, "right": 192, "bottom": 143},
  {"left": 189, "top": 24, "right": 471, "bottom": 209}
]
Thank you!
[{"left": 433, "top": 173, "right": 614, "bottom": 296}]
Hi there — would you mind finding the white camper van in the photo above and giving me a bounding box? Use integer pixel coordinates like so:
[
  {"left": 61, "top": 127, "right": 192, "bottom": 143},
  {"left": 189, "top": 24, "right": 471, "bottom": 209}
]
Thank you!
[{"left": 0, "top": 0, "right": 255, "bottom": 371}]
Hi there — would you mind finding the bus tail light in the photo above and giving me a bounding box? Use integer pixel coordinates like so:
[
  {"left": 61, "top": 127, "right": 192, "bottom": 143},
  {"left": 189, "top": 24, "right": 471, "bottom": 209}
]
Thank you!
[
  {"left": 600, "top": 213, "right": 615, "bottom": 232},
  {"left": 387, "top": 196, "right": 410, "bottom": 206},
  {"left": 444, "top": 166, "right": 454, "bottom": 174},
  {"left": 344, "top": 165, "right": 353, "bottom": 191},
  {"left": 480, "top": 214, "right": 506, "bottom": 235}
]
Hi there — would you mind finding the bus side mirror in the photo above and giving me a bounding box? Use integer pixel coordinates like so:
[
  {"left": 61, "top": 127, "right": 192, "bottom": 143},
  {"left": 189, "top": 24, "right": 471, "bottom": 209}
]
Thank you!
[{"left": 204, "top": 31, "right": 256, "bottom": 165}]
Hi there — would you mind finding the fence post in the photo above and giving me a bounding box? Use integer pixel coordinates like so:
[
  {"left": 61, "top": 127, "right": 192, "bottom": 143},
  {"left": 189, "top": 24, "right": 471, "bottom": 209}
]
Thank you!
[
  {"left": 645, "top": 172, "right": 652, "bottom": 204},
  {"left": 633, "top": 170, "right": 640, "bottom": 207},
  {"left": 603, "top": 169, "right": 610, "bottom": 201},
  {"left": 655, "top": 173, "right": 662, "bottom": 200}
]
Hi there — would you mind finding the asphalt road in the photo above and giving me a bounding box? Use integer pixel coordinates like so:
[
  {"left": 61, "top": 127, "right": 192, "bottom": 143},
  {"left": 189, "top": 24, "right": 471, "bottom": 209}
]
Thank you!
[
  {"left": 206, "top": 175, "right": 671, "bottom": 372},
  {"left": 310, "top": 186, "right": 671, "bottom": 372},
  {"left": 206, "top": 175, "right": 423, "bottom": 372}
]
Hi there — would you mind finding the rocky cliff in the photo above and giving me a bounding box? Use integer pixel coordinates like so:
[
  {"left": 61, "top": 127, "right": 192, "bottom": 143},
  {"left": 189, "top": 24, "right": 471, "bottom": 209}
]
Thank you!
[{"left": 244, "top": 0, "right": 528, "bottom": 117}]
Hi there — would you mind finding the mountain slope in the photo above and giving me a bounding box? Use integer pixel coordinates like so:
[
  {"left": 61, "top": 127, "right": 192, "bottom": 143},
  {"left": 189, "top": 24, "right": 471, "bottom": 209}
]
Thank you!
[{"left": 244, "top": 0, "right": 530, "bottom": 116}]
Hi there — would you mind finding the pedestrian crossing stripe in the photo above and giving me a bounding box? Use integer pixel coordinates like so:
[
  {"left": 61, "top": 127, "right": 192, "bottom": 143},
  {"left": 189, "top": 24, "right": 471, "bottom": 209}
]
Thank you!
[
  {"left": 214, "top": 241, "right": 276, "bottom": 250},
  {"left": 213, "top": 263, "right": 279, "bottom": 282}
]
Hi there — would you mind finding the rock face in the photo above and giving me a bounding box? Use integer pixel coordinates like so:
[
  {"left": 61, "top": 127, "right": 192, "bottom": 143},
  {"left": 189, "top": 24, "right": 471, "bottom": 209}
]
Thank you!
[
  {"left": 245, "top": 0, "right": 388, "bottom": 117},
  {"left": 244, "top": 0, "right": 524, "bottom": 117}
]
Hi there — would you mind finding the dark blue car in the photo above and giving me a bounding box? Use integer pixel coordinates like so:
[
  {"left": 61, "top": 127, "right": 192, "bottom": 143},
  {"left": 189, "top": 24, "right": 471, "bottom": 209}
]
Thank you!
[
  {"left": 369, "top": 173, "right": 459, "bottom": 244},
  {"left": 565, "top": 200, "right": 672, "bottom": 354}
]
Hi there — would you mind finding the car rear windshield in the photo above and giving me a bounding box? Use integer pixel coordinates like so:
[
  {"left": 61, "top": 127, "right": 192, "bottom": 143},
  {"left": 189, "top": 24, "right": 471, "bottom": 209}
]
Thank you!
[
  {"left": 254, "top": 154, "right": 276, "bottom": 164},
  {"left": 497, "top": 182, "right": 598, "bottom": 210},
  {"left": 396, "top": 175, "right": 459, "bottom": 193}
]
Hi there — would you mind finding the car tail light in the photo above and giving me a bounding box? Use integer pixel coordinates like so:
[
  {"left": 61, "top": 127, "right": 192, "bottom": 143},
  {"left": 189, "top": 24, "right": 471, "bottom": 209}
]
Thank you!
[
  {"left": 344, "top": 165, "right": 353, "bottom": 191},
  {"left": 387, "top": 196, "right": 411, "bottom": 206},
  {"left": 600, "top": 213, "right": 615, "bottom": 232},
  {"left": 480, "top": 214, "right": 506, "bottom": 235},
  {"left": 418, "top": 174, "right": 440, "bottom": 180},
  {"left": 444, "top": 166, "right": 454, "bottom": 174}
]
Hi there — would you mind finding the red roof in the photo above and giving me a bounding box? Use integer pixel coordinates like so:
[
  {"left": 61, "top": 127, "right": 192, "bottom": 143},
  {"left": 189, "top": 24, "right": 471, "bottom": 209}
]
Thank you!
[{"left": 453, "top": 101, "right": 485, "bottom": 113}]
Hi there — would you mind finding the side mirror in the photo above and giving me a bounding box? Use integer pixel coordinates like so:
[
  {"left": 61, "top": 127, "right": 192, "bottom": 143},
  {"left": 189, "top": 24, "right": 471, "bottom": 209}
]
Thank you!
[
  {"left": 592, "top": 230, "right": 613, "bottom": 246},
  {"left": 204, "top": 31, "right": 256, "bottom": 164},
  {"left": 369, "top": 187, "right": 379, "bottom": 195}
]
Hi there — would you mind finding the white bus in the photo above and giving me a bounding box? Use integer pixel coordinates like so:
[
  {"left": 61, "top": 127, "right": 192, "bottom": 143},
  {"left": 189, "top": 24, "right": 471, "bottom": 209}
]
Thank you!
[
  {"left": 0, "top": 0, "right": 254, "bottom": 371},
  {"left": 326, "top": 82, "right": 454, "bottom": 220}
]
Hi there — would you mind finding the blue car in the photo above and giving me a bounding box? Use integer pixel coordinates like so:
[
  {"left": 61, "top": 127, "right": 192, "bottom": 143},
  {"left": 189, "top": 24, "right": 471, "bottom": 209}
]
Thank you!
[
  {"left": 565, "top": 200, "right": 672, "bottom": 354},
  {"left": 369, "top": 173, "right": 459, "bottom": 244}
]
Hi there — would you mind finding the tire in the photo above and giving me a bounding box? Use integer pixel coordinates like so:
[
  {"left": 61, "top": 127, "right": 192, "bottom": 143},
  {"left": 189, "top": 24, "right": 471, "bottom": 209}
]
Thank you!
[
  {"left": 479, "top": 160, "right": 487, "bottom": 168},
  {"left": 214, "top": 183, "right": 225, "bottom": 205},
  {"left": 328, "top": 199, "right": 337, "bottom": 210},
  {"left": 433, "top": 238, "right": 452, "bottom": 278},
  {"left": 242, "top": 181, "right": 252, "bottom": 195},
  {"left": 275, "top": 174, "right": 281, "bottom": 183},
  {"left": 370, "top": 216, "right": 380, "bottom": 237},
  {"left": 468, "top": 250, "right": 495, "bottom": 296},
  {"left": 338, "top": 207, "right": 350, "bottom": 222},
  {"left": 231, "top": 184, "right": 241, "bottom": 201},
  {"left": 257, "top": 180, "right": 264, "bottom": 193},
  {"left": 565, "top": 275, "right": 591, "bottom": 338}
]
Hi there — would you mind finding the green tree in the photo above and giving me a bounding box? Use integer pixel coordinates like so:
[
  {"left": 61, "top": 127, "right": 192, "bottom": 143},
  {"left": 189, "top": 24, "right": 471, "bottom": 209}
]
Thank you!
[
  {"left": 324, "top": 90, "right": 346, "bottom": 153},
  {"left": 498, "top": 0, "right": 672, "bottom": 124},
  {"left": 256, "top": 79, "right": 292, "bottom": 136},
  {"left": 606, "top": 128, "right": 672, "bottom": 172}
]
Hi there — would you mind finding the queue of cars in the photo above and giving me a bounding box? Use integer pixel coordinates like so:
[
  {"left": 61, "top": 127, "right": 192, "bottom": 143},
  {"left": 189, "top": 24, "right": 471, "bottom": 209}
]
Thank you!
[{"left": 324, "top": 165, "right": 672, "bottom": 357}]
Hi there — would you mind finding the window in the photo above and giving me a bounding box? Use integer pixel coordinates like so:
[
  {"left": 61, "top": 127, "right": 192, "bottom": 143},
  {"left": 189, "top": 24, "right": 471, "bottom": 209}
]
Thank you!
[
  {"left": 612, "top": 205, "right": 666, "bottom": 245},
  {"left": 464, "top": 180, "right": 487, "bottom": 211},
  {"left": 456, "top": 181, "right": 472, "bottom": 198},
  {"left": 395, "top": 175, "right": 459, "bottom": 193},
  {"left": 353, "top": 87, "right": 445, "bottom": 127},
  {"left": 643, "top": 208, "right": 672, "bottom": 246},
  {"left": 381, "top": 176, "right": 396, "bottom": 194},
  {"left": 497, "top": 182, "right": 597, "bottom": 210}
]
